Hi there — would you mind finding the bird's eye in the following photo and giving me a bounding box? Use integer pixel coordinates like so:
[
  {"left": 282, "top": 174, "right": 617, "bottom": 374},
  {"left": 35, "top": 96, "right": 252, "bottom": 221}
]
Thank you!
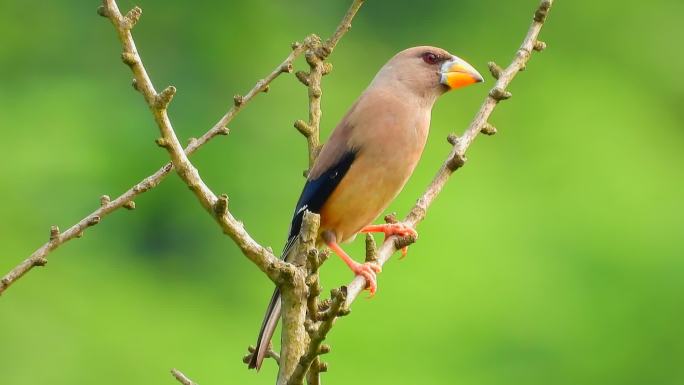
[{"left": 422, "top": 52, "right": 439, "bottom": 65}]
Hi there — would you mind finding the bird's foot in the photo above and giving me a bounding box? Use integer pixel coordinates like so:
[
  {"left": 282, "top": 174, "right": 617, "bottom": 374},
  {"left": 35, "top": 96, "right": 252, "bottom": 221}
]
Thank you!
[
  {"left": 361, "top": 223, "right": 418, "bottom": 258},
  {"left": 350, "top": 261, "right": 382, "bottom": 297}
]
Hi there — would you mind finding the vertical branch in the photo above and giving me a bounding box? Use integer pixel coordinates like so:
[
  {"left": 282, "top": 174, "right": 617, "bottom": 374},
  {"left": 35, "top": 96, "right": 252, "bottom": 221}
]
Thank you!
[
  {"left": 302, "top": 243, "right": 330, "bottom": 385},
  {"left": 171, "top": 369, "right": 199, "bottom": 385},
  {"left": 287, "top": 287, "right": 347, "bottom": 385},
  {"left": 294, "top": 34, "right": 327, "bottom": 171},
  {"left": 294, "top": 0, "right": 366, "bottom": 174},
  {"left": 276, "top": 211, "right": 320, "bottom": 385}
]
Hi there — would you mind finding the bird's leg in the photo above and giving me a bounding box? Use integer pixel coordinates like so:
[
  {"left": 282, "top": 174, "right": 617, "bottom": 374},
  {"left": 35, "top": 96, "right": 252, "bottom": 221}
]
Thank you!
[
  {"left": 361, "top": 223, "right": 418, "bottom": 258},
  {"left": 322, "top": 230, "right": 382, "bottom": 296}
]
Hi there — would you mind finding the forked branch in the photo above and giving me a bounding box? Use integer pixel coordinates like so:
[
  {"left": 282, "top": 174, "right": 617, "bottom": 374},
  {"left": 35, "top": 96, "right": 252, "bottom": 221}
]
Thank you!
[
  {"left": 99, "top": 0, "right": 292, "bottom": 283},
  {"left": 0, "top": 5, "right": 309, "bottom": 296}
]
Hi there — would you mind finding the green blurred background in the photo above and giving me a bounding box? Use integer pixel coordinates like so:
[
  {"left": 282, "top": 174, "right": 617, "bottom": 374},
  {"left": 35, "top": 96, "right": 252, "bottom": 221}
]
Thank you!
[{"left": 1, "top": 0, "right": 682, "bottom": 384}]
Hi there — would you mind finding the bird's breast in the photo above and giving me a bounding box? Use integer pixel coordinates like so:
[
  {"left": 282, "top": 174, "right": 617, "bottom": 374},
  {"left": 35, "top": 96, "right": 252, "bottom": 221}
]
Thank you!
[{"left": 319, "top": 109, "right": 430, "bottom": 242}]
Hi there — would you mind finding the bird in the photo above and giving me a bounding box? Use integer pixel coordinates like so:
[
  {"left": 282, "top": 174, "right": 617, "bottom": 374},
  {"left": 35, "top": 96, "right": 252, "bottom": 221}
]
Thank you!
[{"left": 248, "top": 46, "right": 483, "bottom": 370}]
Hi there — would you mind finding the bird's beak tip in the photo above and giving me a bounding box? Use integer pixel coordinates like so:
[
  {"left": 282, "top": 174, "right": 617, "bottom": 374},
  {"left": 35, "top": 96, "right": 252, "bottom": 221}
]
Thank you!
[{"left": 440, "top": 55, "right": 484, "bottom": 90}]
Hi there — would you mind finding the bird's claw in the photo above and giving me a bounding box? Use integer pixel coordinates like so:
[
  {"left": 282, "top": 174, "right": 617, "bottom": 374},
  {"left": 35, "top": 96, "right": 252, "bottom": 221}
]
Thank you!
[
  {"left": 352, "top": 261, "right": 382, "bottom": 297},
  {"left": 382, "top": 223, "right": 417, "bottom": 259},
  {"left": 381, "top": 222, "right": 418, "bottom": 239}
]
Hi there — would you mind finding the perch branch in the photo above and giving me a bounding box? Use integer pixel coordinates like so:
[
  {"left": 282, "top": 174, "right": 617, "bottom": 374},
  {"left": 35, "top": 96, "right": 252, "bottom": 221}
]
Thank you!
[
  {"left": 343, "top": 0, "right": 555, "bottom": 305},
  {"left": 0, "top": 2, "right": 308, "bottom": 296},
  {"left": 171, "top": 369, "right": 198, "bottom": 385},
  {"left": 102, "top": 0, "right": 364, "bottom": 381},
  {"left": 275, "top": 212, "right": 321, "bottom": 385}
]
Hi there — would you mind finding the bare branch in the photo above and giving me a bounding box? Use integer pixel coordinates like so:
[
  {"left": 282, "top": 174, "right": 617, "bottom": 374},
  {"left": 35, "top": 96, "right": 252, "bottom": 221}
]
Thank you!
[
  {"left": 171, "top": 369, "right": 198, "bottom": 385},
  {"left": 321, "top": 0, "right": 365, "bottom": 57},
  {"left": 296, "top": 0, "right": 366, "bottom": 174},
  {"left": 276, "top": 211, "right": 320, "bottom": 385},
  {"left": 103, "top": 0, "right": 364, "bottom": 383},
  {"left": 100, "top": 0, "right": 293, "bottom": 282},
  {"left": 5, "top": 1, "right": 553, "bottom": 385},
  {"left": 0, "top": 2, "right": 307, "bottom": 296},
  {"left": 287, "top": 287, "right": 348, "bottom": 385},
  {"left": 342, "top": 0, "right": 555, "bottom": 306}
]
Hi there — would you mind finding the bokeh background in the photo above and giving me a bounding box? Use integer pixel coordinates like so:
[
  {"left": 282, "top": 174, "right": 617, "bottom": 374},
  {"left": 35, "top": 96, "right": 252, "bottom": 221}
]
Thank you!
[{"left": 1, "top": 0, "right": 682, "bottom": 384}]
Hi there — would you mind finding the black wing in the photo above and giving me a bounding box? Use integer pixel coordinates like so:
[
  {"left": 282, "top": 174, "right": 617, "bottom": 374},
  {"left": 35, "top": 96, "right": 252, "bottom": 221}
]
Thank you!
[{"left": 281, "top": 150, "right": 357, "bottom": 259}]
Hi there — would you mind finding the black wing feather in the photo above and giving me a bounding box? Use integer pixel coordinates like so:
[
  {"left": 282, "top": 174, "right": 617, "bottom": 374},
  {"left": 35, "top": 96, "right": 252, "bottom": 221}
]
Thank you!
[{"left": 282, "top": 150, "right": 357, "bottom": 258}]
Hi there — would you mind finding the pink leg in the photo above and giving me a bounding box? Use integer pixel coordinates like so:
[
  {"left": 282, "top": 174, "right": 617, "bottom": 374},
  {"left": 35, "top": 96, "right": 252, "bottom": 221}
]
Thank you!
[
  {"left": 323, "top": 231, "right": 382, "bottom": 296},
  {"left": 361, "top": 223, "right": 418, "bottom": 258}
]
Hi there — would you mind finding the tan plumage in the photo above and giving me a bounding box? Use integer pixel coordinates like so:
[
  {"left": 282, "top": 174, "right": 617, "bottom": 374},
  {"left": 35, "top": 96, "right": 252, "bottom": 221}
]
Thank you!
[
  {"left": 319, "top": 86, "right": 431, "bottom": 242},
  {"left": 248, "top": 46, "right": 483, "bottom": 370}
]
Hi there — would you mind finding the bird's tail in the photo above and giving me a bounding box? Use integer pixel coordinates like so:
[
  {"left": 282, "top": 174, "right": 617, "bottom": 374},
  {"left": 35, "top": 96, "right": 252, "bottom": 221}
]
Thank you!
[{"left": 248, "top": 287, "right": 282, "bottom": 370}]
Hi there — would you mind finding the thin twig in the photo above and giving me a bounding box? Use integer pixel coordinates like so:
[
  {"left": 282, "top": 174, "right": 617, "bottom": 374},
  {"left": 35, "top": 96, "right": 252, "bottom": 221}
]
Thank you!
[
  {"left": 244, "top": 344, "right": 281, "bottom": 366},
  {"left": 295, "top": 34, "right": 326, "bottom": 170},
  {"left": 171, "top": 368, "right": 198, "bottom": 385},
  {"left": 295, "top": 0, "right": 365, "bottom": 174},
  {"left": 343, "top": 0, "right": 555, "bottom": 305}
]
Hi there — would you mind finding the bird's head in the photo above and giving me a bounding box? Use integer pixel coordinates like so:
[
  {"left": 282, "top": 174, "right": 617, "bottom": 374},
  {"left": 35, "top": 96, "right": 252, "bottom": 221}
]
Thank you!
[{"left": 372, "top": 46, "right": 483, "bottom": 102}]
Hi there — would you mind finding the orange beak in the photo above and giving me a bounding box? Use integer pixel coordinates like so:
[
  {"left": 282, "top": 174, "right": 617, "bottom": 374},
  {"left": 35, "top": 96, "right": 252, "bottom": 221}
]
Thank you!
[{"left": 440, "top": 55, "right": 484, "bottom": 90}]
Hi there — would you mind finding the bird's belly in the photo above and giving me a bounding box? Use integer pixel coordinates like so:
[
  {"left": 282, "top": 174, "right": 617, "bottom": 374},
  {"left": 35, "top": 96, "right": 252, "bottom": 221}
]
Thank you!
[{"left": 319, "top": 150, "right": 419, "bottom": 243}]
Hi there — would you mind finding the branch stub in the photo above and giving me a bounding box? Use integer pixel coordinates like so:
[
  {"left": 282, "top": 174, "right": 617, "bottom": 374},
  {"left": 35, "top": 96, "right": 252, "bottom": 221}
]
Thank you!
[
  {"left": 488, "top": 61, "right": 503, "bottom": 80},
  {"left": 295, "top": 71, "right": 311, "bottom": 86},
  {"left": 96, "top": 5, "right": 108, "bottom": 18},
  {"left": 480, "top": 122, "right": 498, "bottom": 136},
  {"left": 123, "top": 6, "right": 142, "bottom": 29},
  {"left": 214, "top": 194, "right": 229, "bottom": 216},
  {"left": 49, "top": 225, "right": 60, "bottom": 241},
  {"left": 121, "top": 52, "right": 137, "bottom": 66},
  {"left": 447, "top": 133, "right": 460, "bottom": 146},
  {"left": 447, "top": 153, "right": 467, "bottom": 171},
  {"left": 155, "top": 86, "right": 177, "bottom": 109},
  {"left": 490, "top": 87, "right": 512, "bottom": 101},
  {"left": 535, "top": 0, "right": 553, "bottom": 22},
  {"left": 534, "top": 40, "right": 547, "bottom": 52},
  {"left": 294, "top": 119, "right": 313, "bottom": 137},
  {"left": 87, "top": 215, "right": 101, "bottom": 226},
  {"left": 155, "top": 138, "right": 169, "bottom": 148}
]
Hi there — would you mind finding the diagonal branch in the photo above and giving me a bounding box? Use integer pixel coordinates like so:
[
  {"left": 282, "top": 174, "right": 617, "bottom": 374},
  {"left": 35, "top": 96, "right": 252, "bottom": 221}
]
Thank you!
[
  {"left": 0, "top": 2, "right": 307, "bottom": 296},
  {"left": 101, "top": 0, "right": 365, "bottom": 383},
  {"left": 99, "top": 0, "right": 291, "bottom": 283},
  {"left": 342, "top": 0, "right": 555, "bottom": 309},
  {"left": 171, "top": 369, "right": 199, "bottom": 385}
]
